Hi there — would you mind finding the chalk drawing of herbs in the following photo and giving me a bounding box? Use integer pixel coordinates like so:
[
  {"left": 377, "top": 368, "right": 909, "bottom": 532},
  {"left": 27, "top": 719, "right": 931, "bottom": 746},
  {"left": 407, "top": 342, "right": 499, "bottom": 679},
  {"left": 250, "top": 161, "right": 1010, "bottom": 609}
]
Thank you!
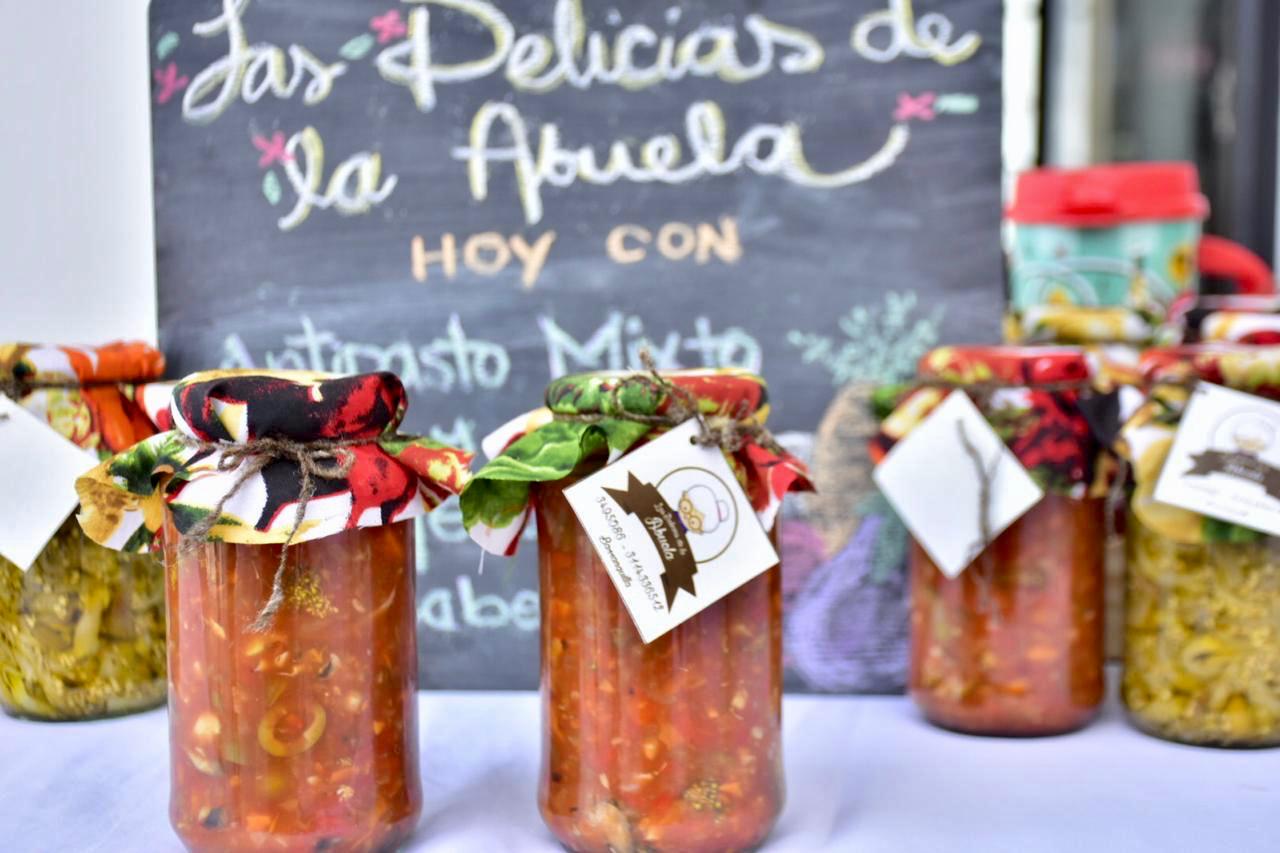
[{"left": 787, "top": 291, "right": 942, "bottom": 385}]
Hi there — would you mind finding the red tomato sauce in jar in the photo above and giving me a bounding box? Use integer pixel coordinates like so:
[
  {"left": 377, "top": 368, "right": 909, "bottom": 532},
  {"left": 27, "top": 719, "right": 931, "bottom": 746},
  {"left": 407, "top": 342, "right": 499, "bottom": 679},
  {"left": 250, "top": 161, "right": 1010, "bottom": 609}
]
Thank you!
[
  {"left": 909, "top": 494, "right": 1106, "bottom": 735},
  {"left": 535, "top": 477, "right": 783, "bottom": 853},
  {"left": 165, "top": 521, "right": 420, "bottom": 853}
]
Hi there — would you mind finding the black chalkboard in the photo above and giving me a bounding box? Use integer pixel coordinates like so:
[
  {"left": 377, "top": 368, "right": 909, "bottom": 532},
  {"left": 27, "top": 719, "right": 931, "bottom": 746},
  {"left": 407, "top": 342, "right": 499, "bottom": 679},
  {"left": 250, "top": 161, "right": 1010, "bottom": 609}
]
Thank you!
[{"left": 149, "top": 0, "right": 1004, "bottom": 691}]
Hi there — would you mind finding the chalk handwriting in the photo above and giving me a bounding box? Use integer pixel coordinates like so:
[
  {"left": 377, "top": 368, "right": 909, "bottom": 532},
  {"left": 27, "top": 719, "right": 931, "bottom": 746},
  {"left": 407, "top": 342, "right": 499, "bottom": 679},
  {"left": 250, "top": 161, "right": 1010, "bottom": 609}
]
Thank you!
[
  {"left": 852, "top": 0, "right": 982, "bottom": 66},
  {"left": 183, "top": 0, "right": 347, "bottom": 124},
  {"left": 277, "top": 127, "right": 398, "bottom": 231},
  {"left": 376, "top": 0, "right": 824, "bottom": 112},
  {"left": 220, "top": 314, "right": 510, "bottom": 394},
  {"left": 539, "top": 312, "right": 762, "bottom": 378},
  {"left": 411, "top": 230, "right": 557, "bottom": 288},
  {"left": 453, "top": 100, "right": 910, "bottom": 225}
]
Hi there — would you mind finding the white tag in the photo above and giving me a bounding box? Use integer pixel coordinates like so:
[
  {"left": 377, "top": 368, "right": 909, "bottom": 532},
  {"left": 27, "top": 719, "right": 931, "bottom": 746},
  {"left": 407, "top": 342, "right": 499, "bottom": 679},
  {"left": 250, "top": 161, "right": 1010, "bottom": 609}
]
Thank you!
[
  {"left": 563, "top": 419, "right": 779, "bottom": 643},
  {"left": 1154, "top": 382, "right": 1280, "bottom": 536},
  {"left": 0, "top": 396, "right": 98, "bottom": 570},
  {"left": 873, "top": 390, "right": 1045, "bottom": 578}
]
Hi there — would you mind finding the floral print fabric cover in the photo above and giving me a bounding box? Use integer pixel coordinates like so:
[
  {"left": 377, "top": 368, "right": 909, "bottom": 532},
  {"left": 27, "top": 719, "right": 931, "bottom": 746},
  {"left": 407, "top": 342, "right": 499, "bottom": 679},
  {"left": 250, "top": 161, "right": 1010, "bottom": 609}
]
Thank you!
[
  {"left": 0, "top": 341, "right": 166, "bottom": 457},
  {"left": 870, "top": 346, "right": 1104, "bottom": 498},
  {"left": 1199, "top": 312, "right": 1280, "bottom": 345},
  {"left": 76, "top": 370, "right": 472, "bottom": 552},
  {"left": 1117, "top": 345, "right": 1280, "bottom": 544},
  {"left": 460, "top": 369, "right": 812, "bottom": 556}
]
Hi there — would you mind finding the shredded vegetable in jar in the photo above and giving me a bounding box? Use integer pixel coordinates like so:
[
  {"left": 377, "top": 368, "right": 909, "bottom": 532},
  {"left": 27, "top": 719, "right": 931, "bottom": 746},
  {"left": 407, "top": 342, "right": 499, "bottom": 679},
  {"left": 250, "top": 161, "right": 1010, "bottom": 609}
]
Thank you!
[
  {"left": 873, "top": 346, "right": 1108, "bottom": 736},
  {"left": 461, "top": 367, "right": 811, "bottom": 853},
  {"left": 76, "top": 370, "right": 471, "bottom": 850},
  {"left": 0, "top": 341, "right": 168, "bottom": 721},
  {"left": 166, "top": 522, "right": 422, "bottom": 851},
  {"left": 1117, "top": 345, "right": 1280, "bottom": 747},
  {"left": 536, "top": 477, "right": 783, "bottom": 853}
]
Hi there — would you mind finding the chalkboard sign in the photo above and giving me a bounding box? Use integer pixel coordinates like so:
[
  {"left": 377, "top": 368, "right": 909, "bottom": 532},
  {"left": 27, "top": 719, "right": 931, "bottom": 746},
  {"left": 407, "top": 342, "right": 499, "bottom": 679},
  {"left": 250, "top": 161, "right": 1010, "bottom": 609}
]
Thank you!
[{"left": 149, "top": 0, "right": 1004, "bottom": 691}]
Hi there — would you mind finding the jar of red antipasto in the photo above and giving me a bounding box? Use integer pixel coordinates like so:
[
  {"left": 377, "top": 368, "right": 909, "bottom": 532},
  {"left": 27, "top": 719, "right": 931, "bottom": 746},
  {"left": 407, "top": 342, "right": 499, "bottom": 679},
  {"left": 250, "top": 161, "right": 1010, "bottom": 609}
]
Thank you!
[
  {"left": 77, "top": 371, "right": 470, "bottom": 852},
  {"left": 461, "top": 369, "right": 811, "bottom": 853},
  {"left": 871, "top": 347, "right": 1107, "bottom": 736}
]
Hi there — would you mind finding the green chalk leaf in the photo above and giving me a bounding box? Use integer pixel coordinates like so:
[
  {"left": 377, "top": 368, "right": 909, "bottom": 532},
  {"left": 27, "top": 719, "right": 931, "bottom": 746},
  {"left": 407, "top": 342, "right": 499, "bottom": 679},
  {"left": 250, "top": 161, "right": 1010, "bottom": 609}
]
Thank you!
[
  {"left": 338, "top": 33, "right": 376, "bottom": 61},
  {"left": 155, "top": 32, "right": 180, "bottom": 61},
  {"left": 262, "top": 170, "right": 282, "bottom": 206}
]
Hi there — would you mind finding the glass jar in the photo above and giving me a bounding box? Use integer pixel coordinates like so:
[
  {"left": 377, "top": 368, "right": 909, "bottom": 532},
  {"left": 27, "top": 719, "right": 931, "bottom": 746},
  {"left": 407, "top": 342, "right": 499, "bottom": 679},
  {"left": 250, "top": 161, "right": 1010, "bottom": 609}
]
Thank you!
[
  {"left": 909, "top": 494, "right": 1106, "bottom": 735},
  {"left": 461, "top": 368, "right": 810, "bottom": 853},
  {"left": 75, "top": 369, "right": 472, "bottom": 850},
  {"left": 0, "top": 341, "right": 168, "bottom": 721},
  {"left": 1124, "top": 514, "right": 1280, "bottom": 747},
  {"left": 1119, "top": 345, "right": 1280, "bottom": 747},
  {"left": 165, "top": 521, "right": 421, "bottom": 852},
  {"left": 874, "top": 346, "right": 1108, "bottom": 736},
  {"left": 0, "top": 519, "right": 166, "bottom": 720},
  {"left": 535, "top": 475, "right": 783, "bottom": 853}
]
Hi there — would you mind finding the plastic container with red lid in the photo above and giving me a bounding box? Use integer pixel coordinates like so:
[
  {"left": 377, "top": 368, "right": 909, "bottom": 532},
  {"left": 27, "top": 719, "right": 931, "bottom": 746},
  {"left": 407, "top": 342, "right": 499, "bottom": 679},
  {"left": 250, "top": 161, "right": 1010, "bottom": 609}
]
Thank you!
[{"left": 1006, "top": 162, "right": 1273, "bottom": 345}]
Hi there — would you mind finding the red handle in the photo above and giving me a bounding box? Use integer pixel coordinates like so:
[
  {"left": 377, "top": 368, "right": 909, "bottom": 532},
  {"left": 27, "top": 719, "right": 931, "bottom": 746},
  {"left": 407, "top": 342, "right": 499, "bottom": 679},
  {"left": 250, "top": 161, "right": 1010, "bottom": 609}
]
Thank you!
[{"left": 1199, "top": 235, "right": 1275, "bottom": 294}]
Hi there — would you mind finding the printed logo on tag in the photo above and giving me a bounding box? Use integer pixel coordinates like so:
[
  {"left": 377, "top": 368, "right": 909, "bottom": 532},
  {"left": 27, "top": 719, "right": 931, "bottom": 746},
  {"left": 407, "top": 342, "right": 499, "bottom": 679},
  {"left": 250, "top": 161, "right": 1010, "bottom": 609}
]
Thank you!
[
  {"left": 1154, "top": 383, "right": 1280, "bottom": 536},
  {"left": 0, "top": 395, "right": 98, "bottom": 570},
  {"left": 564, "top": 419, "right": 778, "bottom": 643},
  {"left": 873, "top": 390, "right": 1044, "bottom": 578}
]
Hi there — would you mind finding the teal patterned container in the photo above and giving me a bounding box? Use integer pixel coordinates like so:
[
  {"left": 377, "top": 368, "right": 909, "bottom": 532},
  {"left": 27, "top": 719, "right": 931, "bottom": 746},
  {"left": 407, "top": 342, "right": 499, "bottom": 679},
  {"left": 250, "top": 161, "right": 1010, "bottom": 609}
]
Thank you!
[{"left": 1005, "top": 162, "right": 1208, "bottom": 344}]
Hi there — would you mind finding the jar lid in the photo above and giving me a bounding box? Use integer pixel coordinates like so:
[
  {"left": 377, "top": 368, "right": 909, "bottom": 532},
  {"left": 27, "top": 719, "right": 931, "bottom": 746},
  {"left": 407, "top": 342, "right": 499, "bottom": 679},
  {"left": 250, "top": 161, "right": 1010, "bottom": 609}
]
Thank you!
[
  {"left": 1006, "top": 162, "right": 1209, "bottom": 226},
  {"left": 1, "top": 341, "right": 165, "bottom": 386},
  {"left": 918, "top": 345, "right": 1093, "bottom": 387},
  {"left": 1140, "top": 344, "right": 1280, "bottom": 398},
  {"left": 546, "top": 368, "right": 769, "bottom": 421},
  {"left": 171, "top": 369, "right": 403, "bottom": 443}
]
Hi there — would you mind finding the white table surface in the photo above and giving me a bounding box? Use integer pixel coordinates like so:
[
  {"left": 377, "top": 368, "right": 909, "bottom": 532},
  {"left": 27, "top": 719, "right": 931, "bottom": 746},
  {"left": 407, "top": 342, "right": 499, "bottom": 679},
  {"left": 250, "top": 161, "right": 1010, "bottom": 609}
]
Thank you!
[{"left": 2, "top": 680, "right": 1277, "bottom": 853}]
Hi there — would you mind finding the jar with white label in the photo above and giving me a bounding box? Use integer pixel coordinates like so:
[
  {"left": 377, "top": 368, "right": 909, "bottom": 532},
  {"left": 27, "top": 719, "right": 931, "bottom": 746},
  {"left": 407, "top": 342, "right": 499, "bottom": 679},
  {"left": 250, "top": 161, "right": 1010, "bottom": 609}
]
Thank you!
[
  {"left": 871, "top": 346, "right": 1107, "bottom": 736},
  {"left": 462, "top": 369, "right": 812, "bottom": 853},
  {"left": 1119, "top": 345, "right": 1280, "bottom": 747},
  {"left": 0, "top": 342, "right": 168, "bottom": 721}
]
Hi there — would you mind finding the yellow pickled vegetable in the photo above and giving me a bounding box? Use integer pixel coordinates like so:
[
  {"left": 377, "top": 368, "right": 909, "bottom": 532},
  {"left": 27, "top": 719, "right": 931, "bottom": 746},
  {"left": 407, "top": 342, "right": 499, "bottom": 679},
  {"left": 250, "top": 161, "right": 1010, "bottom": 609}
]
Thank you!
[
  {"left": 1123, "top": 514, "right": 1280, "bottom": 746},
  {"left": 0, "top": 518, "right": 166, "bottom": 720}
]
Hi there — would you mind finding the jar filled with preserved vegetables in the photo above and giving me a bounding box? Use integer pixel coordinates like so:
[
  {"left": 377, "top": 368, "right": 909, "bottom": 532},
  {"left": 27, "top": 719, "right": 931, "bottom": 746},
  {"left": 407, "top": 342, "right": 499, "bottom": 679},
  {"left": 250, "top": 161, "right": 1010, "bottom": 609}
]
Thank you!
[
  {"left": 76, "top": 370, "right": 472, "bottom": 851},
  {"left": 0, "top": 341, "right": 168, "bottom": 721},
  {"left": 871, "top": 346, "right": 1108, "bottom": 736},
  {"left": 461, "top": 368, "right": 811, "bottom": 853},
  {"left": 1117, "top": 345, "right": 1280, "bottom": 747}
]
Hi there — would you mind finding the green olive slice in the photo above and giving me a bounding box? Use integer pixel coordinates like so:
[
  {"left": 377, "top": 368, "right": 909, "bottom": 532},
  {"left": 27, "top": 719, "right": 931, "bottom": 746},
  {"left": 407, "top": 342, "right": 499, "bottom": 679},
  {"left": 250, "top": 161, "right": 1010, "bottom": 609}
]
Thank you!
[{"left": 257, "top": 703, "right": 326, "bottom": 757}]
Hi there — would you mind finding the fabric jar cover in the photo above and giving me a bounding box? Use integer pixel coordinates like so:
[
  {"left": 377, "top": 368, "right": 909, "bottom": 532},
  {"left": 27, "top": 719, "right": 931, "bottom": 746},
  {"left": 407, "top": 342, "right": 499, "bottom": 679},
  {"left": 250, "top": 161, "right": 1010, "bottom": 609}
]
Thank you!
[
  {"left": 460, "top": 369, "right": 812, "bottom": 556},
  {"left": 76, "top": 370, "right": 472, "bottom": 553},
  {"left": 870, "top": 346, "right": 1106, "bottom": 499},
  {"left": 1199, "top": 312, "right": 1280, "bottom": 345},
  {"left": 1117, "top": 344, "right": 1280, "bottom": 544},
  {"left": 0, "top": 341, "right": 167, "bottom": 456}
]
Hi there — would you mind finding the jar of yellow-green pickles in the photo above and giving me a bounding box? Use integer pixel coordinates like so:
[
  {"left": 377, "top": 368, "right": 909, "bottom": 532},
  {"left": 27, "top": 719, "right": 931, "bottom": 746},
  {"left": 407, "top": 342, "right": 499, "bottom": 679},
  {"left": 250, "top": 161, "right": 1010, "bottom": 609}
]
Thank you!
[
  {"left": 1118, "top": 345, "right": 1280, "bottom": 747},
  {"left": 0, "top": 342, "right": 169, "bottom": 720}
]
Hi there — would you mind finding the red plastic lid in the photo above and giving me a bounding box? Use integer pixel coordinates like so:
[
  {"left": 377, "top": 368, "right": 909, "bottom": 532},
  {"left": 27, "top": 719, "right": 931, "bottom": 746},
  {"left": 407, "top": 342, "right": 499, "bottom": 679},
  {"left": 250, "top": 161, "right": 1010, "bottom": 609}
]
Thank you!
[{"left": 1007, "top": 162, "right": 1209, "bottom": 226}]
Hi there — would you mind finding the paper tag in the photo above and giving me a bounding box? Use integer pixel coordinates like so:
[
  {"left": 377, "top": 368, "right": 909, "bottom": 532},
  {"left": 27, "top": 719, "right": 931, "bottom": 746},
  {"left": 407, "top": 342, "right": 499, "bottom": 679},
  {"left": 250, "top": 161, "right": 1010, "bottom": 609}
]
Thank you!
[
  {"left": 0, "top": 396, "right": 97, "bottom": 570},
  {"left": 1154, "top": 382, "right": 1280, "bottom": 536},
  {"left": 873, "top": 390, "right": 1045, "bottom": 578},
  {"left": 563, "top": 419, "right": 779, "bottom": 643}
]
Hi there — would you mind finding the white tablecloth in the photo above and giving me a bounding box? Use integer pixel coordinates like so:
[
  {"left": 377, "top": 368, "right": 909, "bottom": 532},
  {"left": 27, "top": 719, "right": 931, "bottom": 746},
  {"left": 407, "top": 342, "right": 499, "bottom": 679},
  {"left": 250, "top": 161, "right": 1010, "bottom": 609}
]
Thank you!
[{"left": 2, "top": 683, "right": 1277, "bottom": 852}]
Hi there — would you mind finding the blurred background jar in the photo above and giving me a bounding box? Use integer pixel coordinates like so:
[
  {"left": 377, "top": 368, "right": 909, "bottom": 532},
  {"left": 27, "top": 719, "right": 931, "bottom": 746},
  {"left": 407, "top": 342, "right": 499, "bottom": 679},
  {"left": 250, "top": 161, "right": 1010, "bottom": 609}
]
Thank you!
[
  {"left": 0, "top": 341, "right": 167, "bottom": 721},
  {"left": 1119, "top": 345, "right": 1280, "bottom": 747},
  {"left": 461, "top": 369, "right": 811, "bottom": 853},
  {"left": 872, "top": 346, "right": 1108, "bottom": 736}
]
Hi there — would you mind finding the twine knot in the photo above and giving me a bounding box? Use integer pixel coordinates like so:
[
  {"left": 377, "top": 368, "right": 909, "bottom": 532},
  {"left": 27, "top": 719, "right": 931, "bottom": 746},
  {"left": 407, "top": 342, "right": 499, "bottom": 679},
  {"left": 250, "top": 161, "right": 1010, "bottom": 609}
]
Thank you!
[
  {"left": 554, "top": 349, "right": 786, "bottom": 457},
  {"left": 178, "top": 434, "right": 367, "bottom": 632}
]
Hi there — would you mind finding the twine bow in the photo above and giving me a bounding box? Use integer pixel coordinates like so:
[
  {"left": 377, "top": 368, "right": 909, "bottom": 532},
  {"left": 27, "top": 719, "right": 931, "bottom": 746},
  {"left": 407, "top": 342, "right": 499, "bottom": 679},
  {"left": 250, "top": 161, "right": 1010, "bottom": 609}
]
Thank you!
[
  {"left": 178, "top": 435, "right": 367, "bottom": 632},
  {"left": 553, "top": 349, "right": 786, "bottom": 456}
]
